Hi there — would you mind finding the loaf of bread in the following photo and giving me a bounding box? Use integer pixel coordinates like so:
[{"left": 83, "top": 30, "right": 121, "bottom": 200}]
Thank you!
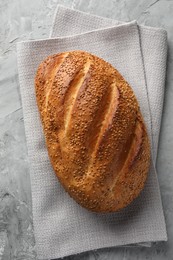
[{"left": 35, "top": 50, "right": 150, "bottom": 212}]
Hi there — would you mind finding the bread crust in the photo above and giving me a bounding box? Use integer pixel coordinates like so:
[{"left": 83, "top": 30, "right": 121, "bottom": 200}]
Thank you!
[{"left": 35, "top": 50, "right": 150, "bottom": 212}]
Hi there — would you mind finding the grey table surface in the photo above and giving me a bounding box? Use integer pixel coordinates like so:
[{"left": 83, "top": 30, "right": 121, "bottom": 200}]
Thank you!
[{"left": 0, "top": 0, "right": 173, "bottom": 259}]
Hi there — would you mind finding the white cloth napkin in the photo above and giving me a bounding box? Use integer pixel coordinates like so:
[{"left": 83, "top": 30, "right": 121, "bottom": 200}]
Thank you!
[{"left": 17, "top": 5, "right": 167, "bottom": 260}]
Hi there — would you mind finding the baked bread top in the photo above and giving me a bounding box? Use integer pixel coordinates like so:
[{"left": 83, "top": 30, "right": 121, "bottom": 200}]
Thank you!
[{"left": 35, "top": 50, "right": 150, "bottom": 212}]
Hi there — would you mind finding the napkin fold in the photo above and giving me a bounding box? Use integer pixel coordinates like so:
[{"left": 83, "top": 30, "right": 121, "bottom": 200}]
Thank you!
[{"left": 17, "top": 5, "right": 167, "bottom": 260}]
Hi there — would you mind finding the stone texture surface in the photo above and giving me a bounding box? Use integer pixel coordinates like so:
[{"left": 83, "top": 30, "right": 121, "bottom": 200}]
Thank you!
[{"left": 0, "top": 0, "right": 173, "bottom": 259}]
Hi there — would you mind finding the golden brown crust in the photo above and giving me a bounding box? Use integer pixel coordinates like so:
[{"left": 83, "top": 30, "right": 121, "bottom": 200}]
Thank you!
[{"left": 35, "top": 50, "right": 150, "bottom": 212}]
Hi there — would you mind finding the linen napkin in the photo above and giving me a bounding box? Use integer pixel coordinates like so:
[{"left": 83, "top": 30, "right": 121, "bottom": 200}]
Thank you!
[{"left": 17, "top": 5, "right": 168, "bottom": 260}]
